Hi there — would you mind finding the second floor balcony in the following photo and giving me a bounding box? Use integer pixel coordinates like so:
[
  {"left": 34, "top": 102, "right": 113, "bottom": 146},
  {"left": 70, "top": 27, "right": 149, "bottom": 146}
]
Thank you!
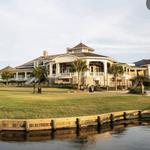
[
  {"left": 51, "top": 71, "right": 105, "bottom": 79},
  {"left": 58, "top": 73, "right": 75, "bottom": 78},
  {"left": 89, "top": 72, "right": 104, "bottom": 76},
  {"left": 51, "top": 72, "right": 75, "bottom": 79}
]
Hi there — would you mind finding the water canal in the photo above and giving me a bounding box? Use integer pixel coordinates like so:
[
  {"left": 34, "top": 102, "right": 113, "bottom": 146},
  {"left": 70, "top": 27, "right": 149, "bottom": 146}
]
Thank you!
[{"left": 0, "top": 120, "right": 149, "bottom": 150}]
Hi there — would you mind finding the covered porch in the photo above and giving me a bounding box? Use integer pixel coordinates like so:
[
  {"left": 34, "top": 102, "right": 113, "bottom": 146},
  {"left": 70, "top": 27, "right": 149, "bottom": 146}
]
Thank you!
[{"left": 15, "top": 70, "right": 33, "bottom": 81}]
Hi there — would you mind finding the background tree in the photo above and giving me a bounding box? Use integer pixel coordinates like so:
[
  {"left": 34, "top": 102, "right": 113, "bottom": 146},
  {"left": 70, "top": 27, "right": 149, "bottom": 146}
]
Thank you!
[
  {"left": 131, "top": 76, "right": 149, "bottom": 87},
  {"left": 70, "top": 59, "right": 88, "bottom": 89},
  {"left": 130, "top": 76, "right": 150, "bottom": 94},
  {"left": 32, "top": 66, "right": 49, "bottom": 93},
  {"left": 108, "top": 64, "right": 124, "bottom": 91},
  {"left": 1, "top": 71, "right": 14, "bottom": 85}
]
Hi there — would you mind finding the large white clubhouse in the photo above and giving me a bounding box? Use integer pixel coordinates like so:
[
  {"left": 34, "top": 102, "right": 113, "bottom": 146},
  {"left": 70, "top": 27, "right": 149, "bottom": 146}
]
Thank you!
[{"left": 0, "top": 43, "right": 150, "bottom": 87}]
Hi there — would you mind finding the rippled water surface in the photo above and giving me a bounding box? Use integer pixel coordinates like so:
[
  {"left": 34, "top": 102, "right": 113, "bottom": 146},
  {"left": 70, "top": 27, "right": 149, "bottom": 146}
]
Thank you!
[{"left": 0, "top": 123, "right": 150, "bottom": 150}]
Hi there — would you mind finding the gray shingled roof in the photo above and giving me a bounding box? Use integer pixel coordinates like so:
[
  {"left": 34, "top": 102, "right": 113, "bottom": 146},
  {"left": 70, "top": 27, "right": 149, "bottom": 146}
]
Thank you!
[
  {"left": 71, "top": 42, "right": 94, "bottom": 51},
  {"left": 134, "top": 59, "right": 150, "bottom": 66},
  {"left": 15, "top": 54, "right": 62, "bottom": 69},
  {"left": 15, "top": 52, "right": 108, "bottom": 69},
  {"left": 71, "top": 52, "right": 107, "bottom": 58},
  {"left": 0, "top": 66, "right": 16, "bottom": 73}
]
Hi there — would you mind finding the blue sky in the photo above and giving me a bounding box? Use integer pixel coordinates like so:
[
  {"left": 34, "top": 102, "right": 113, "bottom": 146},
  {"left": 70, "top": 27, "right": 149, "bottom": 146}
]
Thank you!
[{"left": 0, "top": 0, "right": 150, "bottom": 68}]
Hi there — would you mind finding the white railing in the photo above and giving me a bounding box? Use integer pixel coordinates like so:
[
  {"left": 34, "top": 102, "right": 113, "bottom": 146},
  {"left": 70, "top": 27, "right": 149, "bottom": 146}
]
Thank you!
[
  {"left": 58, "top": 73, "right": 75, "bottom": 78},
  {"left": 90, "top": 72, "right": 104, "bottom": 76},
  {"left": 13, "top": 77, "right": 30, "bottom": 81},
  {"left": 52, "top": 72, "right": 104, "bottom": 78}
]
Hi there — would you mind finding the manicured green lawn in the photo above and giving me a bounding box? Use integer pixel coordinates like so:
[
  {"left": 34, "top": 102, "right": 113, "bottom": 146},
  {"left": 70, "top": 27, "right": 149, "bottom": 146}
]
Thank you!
[{"left": 0, "top": 87, "right": 149, "bottom": 119}]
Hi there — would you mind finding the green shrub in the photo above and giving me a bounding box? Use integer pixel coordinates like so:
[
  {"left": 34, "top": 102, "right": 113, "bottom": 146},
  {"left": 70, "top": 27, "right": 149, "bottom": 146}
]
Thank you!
[
  {"left": 143, "top": 80, "right": 150, "bottom": 87},
  {"left": 145, "top": 86, "right": 150, "bottom": 90},
  {"left": 129, "top": 86, "right": 142, "bottom": 94},
  {"left": 94, "top": 86, "right": 104, "bottom": 91},
  {"left": 52, "top": 83, "right": 78, "bottom": 89}
]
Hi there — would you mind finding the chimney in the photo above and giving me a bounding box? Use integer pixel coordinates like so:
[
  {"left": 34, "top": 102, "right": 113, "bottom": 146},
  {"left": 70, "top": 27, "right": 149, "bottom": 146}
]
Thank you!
[
  {"left": 67, "top": 48, "right": 71, "bottom": 53},
  {"left": 43, "top": 50, "right": 48, "bottom": 57}
]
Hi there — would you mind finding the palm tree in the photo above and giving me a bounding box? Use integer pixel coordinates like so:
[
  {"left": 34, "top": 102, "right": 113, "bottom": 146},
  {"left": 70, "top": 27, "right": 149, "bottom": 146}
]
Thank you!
[
  {"left": 70, "top": 59, "right": 88, "bottom": 89},
  {"left": 1, "top": 71, "right": 14, "bottom": 85},
  {"left": 32, "top": 66, "right": 48, "bottom": 93},
  {"left": 108, "top": 64, "right": 124, "bottom": 91}
]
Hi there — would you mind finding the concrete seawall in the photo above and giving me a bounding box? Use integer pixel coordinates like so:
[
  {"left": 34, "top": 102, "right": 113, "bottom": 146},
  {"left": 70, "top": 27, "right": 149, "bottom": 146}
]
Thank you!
[{"left": 0, "top": 110, "right": 150, "bottom": 131}]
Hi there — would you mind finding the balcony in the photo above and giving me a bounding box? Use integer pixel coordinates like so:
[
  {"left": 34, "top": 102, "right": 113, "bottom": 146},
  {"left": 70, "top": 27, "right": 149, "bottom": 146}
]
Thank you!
[
  {"left": 13, "top": 77, "right": 29, "bottom": 81},
  {"left": 58, "top": 73, "right": 75, "bottom": 79},
  {"left": 90, "top": 72, "right": 104, "bottom": 76}
]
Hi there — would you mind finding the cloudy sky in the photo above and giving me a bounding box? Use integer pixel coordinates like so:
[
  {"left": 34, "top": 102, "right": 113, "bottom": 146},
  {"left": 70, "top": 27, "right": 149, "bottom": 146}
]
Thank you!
[{"left": 0, "top": 0, "right": 150, "bottom": 68}]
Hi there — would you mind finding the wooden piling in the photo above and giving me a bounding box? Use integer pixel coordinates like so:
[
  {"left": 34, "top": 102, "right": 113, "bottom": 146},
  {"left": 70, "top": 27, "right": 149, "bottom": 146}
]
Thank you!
[
  {"left": 51, "top": 120, "right": 55, "bottom": 131},
  {"left": 138, "top": 111, "right": 142, "bottom": 119},
  {"left": 123, "top": 112, "right": 127, "bottom": 120},
  {"left": 110, "top": 114, "right": 114, "bottom": 124},
  {"left": 25, "top": 121, "right": 29, "bottom": 132},
  {"left": 76, "top": 118, "right": 80, "bottom": 130},
  {"left": 97, "top": 116, "right": 101, "bottom": 127}
]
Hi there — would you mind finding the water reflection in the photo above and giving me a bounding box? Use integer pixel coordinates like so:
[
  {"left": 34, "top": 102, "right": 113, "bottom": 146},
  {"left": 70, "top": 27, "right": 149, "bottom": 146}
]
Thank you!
[{"left": 0, "top": 120, "right": 150, "bottom": 150}]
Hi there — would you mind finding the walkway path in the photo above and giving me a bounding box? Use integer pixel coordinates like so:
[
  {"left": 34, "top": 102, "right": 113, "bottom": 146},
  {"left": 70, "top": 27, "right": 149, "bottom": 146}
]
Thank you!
[{"left": 146, "top": 91, "right": 150, "bottom": 96}]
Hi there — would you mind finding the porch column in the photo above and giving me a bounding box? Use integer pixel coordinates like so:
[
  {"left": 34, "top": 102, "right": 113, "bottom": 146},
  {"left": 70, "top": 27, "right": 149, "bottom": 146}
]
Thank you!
[
  {"left": 16, "top": 72, "right": 18, "bottom": 80},
  {"left": 125, "top": 67, "right": 128, "bottom": 74},
  {"left": 86, "top": 60, "right": 90, "bottom": 76},
  {"left": 129, "top": 68, "right": 131, "bottom": 75},
  {"left": 148, "top": 65, "right": 150, "bottom": 79},
  {"left": 104, "top": 61, "right": 108, "bottom": 86},
  {"left": 49, "top": 63, "right": 53, "bottom": 76},
  {"left": 135, "top": 69, "right": 137, "bottom": 76},
  {"left": 104, "top": 61, "right": 108, "bottom": 76},
  {"left": 25, "top": 72, "right": 27, "bottom": 80}
]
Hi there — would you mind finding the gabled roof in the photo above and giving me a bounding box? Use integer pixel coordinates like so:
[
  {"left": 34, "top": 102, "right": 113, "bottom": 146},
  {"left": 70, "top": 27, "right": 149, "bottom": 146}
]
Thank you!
[
  {"left": 15, "top": 54, "right": 63, "bottom": 69},
  {"left": 72, "top": 42, "right": 94, "bottom": 51},
  {"left": 134, "top": 59, "right": 150, "bottom": 66},
  {"left": 67, "top": 42, "right": 95, "bottom": 53},
  {"left": 0, "top": 66, "right": 16, "bottom": 73}
]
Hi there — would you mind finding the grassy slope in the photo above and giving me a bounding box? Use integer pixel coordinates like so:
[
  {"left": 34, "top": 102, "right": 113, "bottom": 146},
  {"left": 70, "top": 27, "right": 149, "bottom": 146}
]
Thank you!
[{"left": 0, "top": 87, "right": 149, "bottom": 119}]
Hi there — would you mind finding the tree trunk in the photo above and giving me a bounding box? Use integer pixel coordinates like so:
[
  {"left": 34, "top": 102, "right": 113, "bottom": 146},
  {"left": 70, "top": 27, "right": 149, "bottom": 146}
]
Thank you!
[
  {"left": 77, "top": 72, "right": 80, "bottom": 90},
  {"left": 115, "top": 77, "right": 118, "bottom": 91},
  {"left": 37, "top": 82, "right": 42, "bottom": 94},
  {"left": 38, "top": 86, "right": 42, "bottom": 94},
  {"left": 33, "top": 83, "right": 36, "bottom": 94}
]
